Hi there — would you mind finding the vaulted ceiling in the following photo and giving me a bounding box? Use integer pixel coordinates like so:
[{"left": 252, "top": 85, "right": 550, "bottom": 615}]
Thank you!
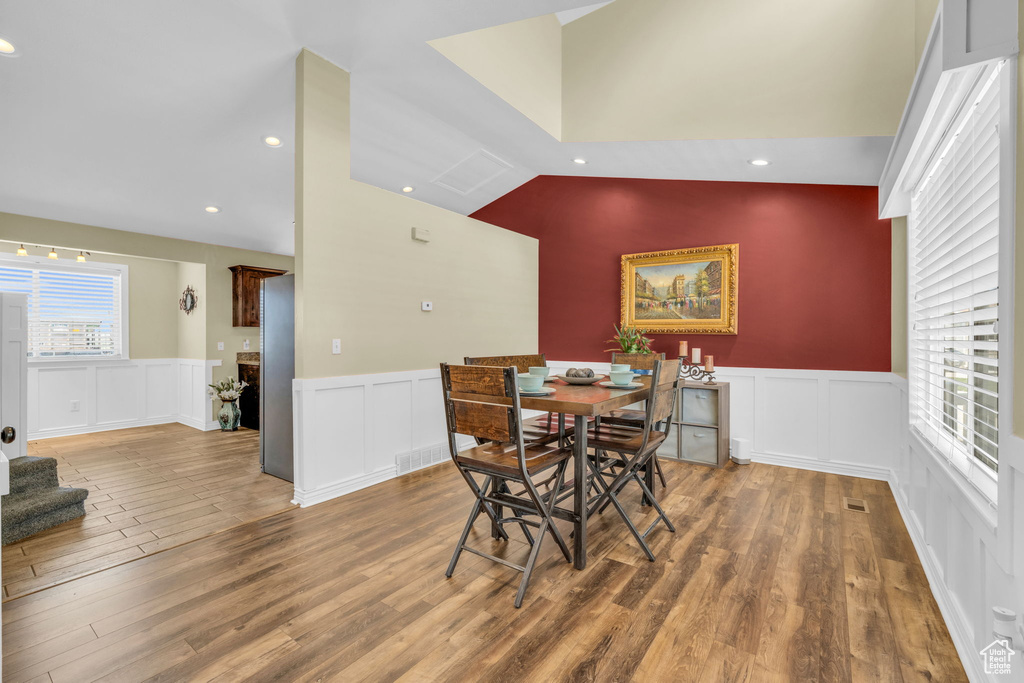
[{"left": 0, "top": 0, "right": 918, "bottom": 255}]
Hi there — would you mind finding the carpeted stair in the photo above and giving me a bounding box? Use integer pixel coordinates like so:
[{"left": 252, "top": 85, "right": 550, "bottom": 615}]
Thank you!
[{"left": 2, "top": 456, "right": 89, "bottom": 545}]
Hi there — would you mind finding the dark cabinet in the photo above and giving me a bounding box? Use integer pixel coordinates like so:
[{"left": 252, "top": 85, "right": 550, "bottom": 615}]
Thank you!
[
  {"left": 238, "top": 363, "right": 260, "bottom": 430},
  {"left": 229, "top": 265, "right": 288, "bottom": 327}
]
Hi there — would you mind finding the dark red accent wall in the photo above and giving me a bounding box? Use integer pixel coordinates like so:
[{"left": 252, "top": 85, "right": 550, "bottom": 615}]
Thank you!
[{"left": 471, "top": 176, "right": 891, "bottom": 371}]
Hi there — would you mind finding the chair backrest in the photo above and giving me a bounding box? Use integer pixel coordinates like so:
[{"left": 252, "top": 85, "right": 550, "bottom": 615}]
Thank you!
[
  {"left": 465, "top": 354, "right": 546, "bottom": 374},
  {"left": 648, "top": 359, "right": 681, "bottom": 426},
  {"left": 611, "top": 352, "right": 665, "bottom": 371},
  {"left": 441, "top": 364, "right": 521, "bottom": 444}
]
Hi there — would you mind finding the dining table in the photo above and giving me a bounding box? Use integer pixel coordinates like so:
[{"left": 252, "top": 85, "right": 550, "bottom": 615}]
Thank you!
[{"left": 518, "top": 375, "right": 652, "bottom": 569}]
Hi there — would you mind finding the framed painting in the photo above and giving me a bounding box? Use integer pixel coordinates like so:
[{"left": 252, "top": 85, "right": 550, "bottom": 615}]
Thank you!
[{"left": 620, "top": 244, "right": 738, "bottom": 334}]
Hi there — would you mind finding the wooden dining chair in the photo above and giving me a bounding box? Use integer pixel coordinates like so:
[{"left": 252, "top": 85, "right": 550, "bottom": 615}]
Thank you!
[
  {"left": 464, "top": 354, "right": 567, "bottom": 444},
  {"left": 585, "top": 359, "right": 680, "bottom": 561},
  {"left": 605, "top": 351, "right": 669, "bottom": 486},
  {"left": 440, "top": 363, "right": 573, "bottom": 607}
]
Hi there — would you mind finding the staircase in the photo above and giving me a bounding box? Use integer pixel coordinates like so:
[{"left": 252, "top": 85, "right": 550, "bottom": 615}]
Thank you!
[{"left": 2, "top": 456, "right": 89, "bottom": 545}]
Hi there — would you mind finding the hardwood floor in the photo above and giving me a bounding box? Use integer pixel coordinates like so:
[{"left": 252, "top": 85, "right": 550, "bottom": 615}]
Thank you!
[
  {"left": 1, "top": 458, "right": 966, "bottom": 682},
  {"left": 3, "top": 424, "right": 295, "bottom": 600}
]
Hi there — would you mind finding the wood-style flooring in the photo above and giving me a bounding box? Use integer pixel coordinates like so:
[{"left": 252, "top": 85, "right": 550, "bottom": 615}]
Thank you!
[
  {"left": 1, "top": 453, "right": 965, "bottom": 682},
  {"left": 3, "top": 424, "right": 295, "bottom": 600}
]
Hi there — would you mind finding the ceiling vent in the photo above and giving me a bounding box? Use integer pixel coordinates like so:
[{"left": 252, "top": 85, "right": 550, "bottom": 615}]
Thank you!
[{"left": 431, "top": 150, "right": 512, "bottom": 196}]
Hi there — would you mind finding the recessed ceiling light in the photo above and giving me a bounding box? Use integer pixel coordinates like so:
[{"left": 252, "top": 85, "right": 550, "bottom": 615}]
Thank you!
[
  {"left": 402, "top": 186, "right": 414, "bottom": 193},
  {"left": 205, "top": 206, "right": 221, "bottom": 214},
  {"left": 748, "top": 159, "right": 771, "bottom": 166},
  {"left": 573, "top": 158, "right": 587, "bottom": 164},
  {"left": 263, "top": 136, "right": 282, "bottom": 148},
  {"left": 0, "top": 37, "right": 18, "bottom": 57}
]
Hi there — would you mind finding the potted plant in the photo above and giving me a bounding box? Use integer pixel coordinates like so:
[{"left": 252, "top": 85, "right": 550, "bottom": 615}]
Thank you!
[
  {"left": 208, "top": 376, "right": 248, "bottom": 431},
  {"left": 605, "top": 324, "right": 654, "bottom": 354}
]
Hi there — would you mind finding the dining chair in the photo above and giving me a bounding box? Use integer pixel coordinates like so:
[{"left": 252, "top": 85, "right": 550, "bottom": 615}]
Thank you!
[
  {"left": 440, "top": 363, "right": 573, "bottom": 607},
  {"left": 585, "top": 358, "right": 680, "bottom": 561},
  {"left": 604, "top": 351, "right": 669, "bottom": 487},
  {"left": 464, "top": 354, "right": 567, "bottom": 444}
]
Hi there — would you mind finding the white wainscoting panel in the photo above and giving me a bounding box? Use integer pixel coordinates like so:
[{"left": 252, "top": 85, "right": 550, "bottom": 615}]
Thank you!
[
  {"left": 886, "top": 376, "right": 1024, "bottom": 682},
  {"left": 28, "top": 358, "right": 221, "bottom": 439},
  {"left": 292, "top": 369, "right": 473, "bottom": 507}
]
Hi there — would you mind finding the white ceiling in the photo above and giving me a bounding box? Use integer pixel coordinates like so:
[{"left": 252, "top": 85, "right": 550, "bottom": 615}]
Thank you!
[{"left": 0, "top": 1, "right": 892, "bottom": 256}]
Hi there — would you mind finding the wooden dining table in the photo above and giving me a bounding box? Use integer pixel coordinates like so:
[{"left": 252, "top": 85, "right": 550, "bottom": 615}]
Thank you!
[{"left": 518, "top": 375, "right": 652, "bottom": 569}]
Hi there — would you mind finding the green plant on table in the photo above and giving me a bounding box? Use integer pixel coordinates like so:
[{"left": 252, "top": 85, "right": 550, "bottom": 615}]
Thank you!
[{"left": 605, "top": 324, "right": 654, "bottom": 354}]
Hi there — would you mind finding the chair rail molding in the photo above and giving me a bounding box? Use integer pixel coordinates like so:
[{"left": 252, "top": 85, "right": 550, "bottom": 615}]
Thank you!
[{"left": 27, "top": 358, "right": 221, "bottom": 439}]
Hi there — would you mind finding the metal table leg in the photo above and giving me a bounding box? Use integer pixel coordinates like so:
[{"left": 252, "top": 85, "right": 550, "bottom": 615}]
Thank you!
[{"left": 573, "top": 414, "right": 587, "bottom": 569}]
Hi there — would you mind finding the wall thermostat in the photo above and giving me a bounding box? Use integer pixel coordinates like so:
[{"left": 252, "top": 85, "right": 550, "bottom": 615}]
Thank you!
[{"left": 411, "top": 227, "right": 431, "bottom": 243}]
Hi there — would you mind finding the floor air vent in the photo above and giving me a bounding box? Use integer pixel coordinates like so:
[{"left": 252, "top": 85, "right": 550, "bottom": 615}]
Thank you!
[
  {"left": 843, "top": 497, "right": 869, "bottom": 513},
  {"left": 397, "top": 444, "right": 448, "bottom": 475}
]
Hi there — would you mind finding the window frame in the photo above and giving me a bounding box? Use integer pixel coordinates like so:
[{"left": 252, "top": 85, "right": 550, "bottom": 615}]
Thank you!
[
  {"left": 0, "top": 252, "right": 131, "bottom": 364},
  {"left": 905, "top": 58, "right": 1015, "bottom": 506}
]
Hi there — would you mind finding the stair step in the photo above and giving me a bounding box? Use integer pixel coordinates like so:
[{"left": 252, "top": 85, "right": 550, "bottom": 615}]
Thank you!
[
  {"left": 8, "top": 456, "right": 59, "bottom": 493},
  {"left": 3, "top": 487, "right": 90, "bottom": 527},
  {"left": 3, "top": 501, "right": 86, "bottom": 545}
]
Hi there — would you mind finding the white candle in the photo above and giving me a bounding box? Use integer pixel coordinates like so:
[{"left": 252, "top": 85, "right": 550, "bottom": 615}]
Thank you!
[
  {"left": 705, "top": 355, "right": 714, "bottom": 372},
  {"left": 679, "top": 341, "right": 688, "bottom": 357},
  {"left": 691, "top": 348, "right": 701, "bottom": 364}
]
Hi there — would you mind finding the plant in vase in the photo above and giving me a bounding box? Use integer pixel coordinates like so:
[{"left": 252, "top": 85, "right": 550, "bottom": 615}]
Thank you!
[
  {"left": 605, "top": 324, "right": 654, "bottom": 354},
  {"left": 208, "top": 376, "right": 248, "bottom": 431}
]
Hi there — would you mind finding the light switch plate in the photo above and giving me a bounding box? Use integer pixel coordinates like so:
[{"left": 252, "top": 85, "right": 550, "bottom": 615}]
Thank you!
[
  {"left": 243, "top": 339, "right": 250, "bottom": 351},
  {"left": 332, "top": 338, "right": 341, "bottom": 355},
  {"left": 217, "top": 342, "right": 224, "bottom": 351},
  {"left": 421, "top": 301, "right": 433, "bottom": 311},
  {"left": 70, "top": 400, "right": 80, "bottom": 412}
]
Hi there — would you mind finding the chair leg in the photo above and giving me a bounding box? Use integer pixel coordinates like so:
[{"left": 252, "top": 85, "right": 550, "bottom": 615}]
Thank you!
[
  {"left": 603, "top": 484, "right": 656, "bottom": 562},
  {"left": 446, "top": 495, "right": 483, "bottom": 577},
  {"left": 491, "top": 477, "right": 505, "bottom": 539},
  {"left": 654, "top": 455, "right": 668, "bottom": 487},
  {"left": 544, "top": 462, "right": 572, "bottom": 563},
  {"left": 515, "top": 518, "right": 548, "bottom": 608},
  {"left": 633, "top": 470, "right": 676, "bottom": 534}
]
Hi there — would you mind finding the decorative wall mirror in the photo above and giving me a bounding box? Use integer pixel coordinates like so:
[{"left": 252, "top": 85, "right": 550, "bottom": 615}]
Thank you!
[{"left": 179, "top": 285, "right": 199, "bottom": 315}]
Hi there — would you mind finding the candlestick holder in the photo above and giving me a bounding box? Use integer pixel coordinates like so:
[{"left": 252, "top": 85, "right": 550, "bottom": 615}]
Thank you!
[{"left": 678, "top": 355, "right": 716, "bottom": 385}]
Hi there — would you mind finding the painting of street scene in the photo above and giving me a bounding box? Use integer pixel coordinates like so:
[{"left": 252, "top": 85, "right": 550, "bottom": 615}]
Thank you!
[
  {"left": 633, "top": 260, "right": 722, "bottom": 320},
  {"left": 620, "top": 244, "right": 738, "bottom": 334}
]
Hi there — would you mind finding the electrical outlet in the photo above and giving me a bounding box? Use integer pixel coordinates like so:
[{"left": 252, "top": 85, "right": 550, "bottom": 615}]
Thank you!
[
  {"left": 421, "top": 301, "right": 433, "bottom": 311},
  {"left": 217, "top": 342, "right": 224, "bottom": 351},
  {"left": 70, "top": 400, "right": 80, "bottom": 412},
  {"left": 332, "top": 338, "right": 341, "bottom": 355},
  {"left": 243, "top": 339, "right": 250, "bottom": 351}
]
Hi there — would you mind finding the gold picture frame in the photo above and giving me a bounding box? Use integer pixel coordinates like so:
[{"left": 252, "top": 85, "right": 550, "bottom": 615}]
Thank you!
[{"left": 620, "top": 244, "right": 738, "bottom": 334}]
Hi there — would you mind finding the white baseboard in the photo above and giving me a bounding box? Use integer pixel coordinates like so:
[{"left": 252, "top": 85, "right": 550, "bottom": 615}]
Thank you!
[
  {"left": 28, "top": 416, "right": 180, "bottom": 441},
  {"left": 751, "top": 450, "right": 891, "bottom": 481},
  {"left": 293, "top": 466, "right": 398, "bottom": 507},
  {"left": 888, "top": 470, "right": 986, "bottom": 682}
]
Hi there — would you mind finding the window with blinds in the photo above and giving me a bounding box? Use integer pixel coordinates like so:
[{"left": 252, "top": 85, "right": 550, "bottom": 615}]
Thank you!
[
  {"left": 909, "top": 62, "right": 1003, "bottom": 479},
  {"left": 0, "top": 257, "right": 128, "bottom": 360}
]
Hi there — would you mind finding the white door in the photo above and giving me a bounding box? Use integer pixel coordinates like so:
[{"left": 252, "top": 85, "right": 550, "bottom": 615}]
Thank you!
[
  {"left": 0, "top": 292, "right": 27, "bottom": 670},
  {"left": 0, "top": 292, "right": 28, "bottom": 458}
]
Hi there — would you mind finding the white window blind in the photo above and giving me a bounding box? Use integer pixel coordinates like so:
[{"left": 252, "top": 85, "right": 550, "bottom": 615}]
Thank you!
[
  {"left": 909, "top": 62, "right": 1002, "bottom": 479},
  {"left": 0, "top": 257, "right": 127, "bottom": 360}
]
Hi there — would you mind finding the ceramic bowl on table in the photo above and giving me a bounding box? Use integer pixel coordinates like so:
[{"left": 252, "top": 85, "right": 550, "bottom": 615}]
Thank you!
[
  {"left": 518, "top": 374, "right": 544, "bottom": 392},
  {"left": 609, "top": 370, "right": 637, "bottom": 386},
  {"left": 610, "top": 364, "right": 631, "bottom": 373},
  {"left": 528, "top": 366, "right": 550, "bottom": 378},
  {"left": 556, "top": 374, "right": 606, "bottom": 385}
]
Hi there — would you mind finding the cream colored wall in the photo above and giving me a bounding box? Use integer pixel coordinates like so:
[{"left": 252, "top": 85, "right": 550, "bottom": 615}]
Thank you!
[
  {"left": 915, "top": 0, "right": 940, "bottom": 66},
  {"left": 891, "top": 217, "right": 908, "bottom": 378},
  {"left": 0, "top": 241, "right": 180, "bottom": 359},
  {"left": 176, "top": 261, "right": 207, "bottom": 360},
  {"left": 430, "top": 14, "right": 562, "bottom": 139},
  {"left": 295, "top": 49, "right": 538, "bottom": 379},
  {"left": 0, "top": 212, "right": 292, "bottom": 389},
  {"left": 561, "top": 0, "right": 917, "bottom": 142}
]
